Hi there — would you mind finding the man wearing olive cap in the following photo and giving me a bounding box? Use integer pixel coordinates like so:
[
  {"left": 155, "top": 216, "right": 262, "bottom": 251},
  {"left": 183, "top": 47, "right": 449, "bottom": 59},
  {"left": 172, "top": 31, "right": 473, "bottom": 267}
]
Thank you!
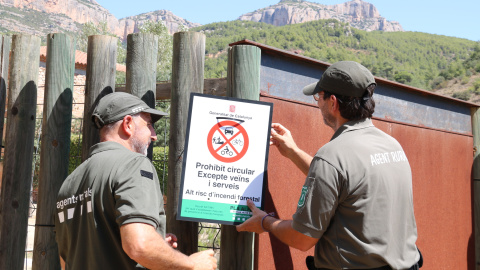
[
  {"left": 238, "top": 61, "right": 422, "bottom": 270},
  {"left": 55, "top": 92, "right": 217, "bottom": 270}
]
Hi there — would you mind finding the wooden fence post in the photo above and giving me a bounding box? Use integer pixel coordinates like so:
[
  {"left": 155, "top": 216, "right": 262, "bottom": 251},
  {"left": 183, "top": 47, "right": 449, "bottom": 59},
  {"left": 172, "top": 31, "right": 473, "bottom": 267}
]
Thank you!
[
  {"left": 167, "top": 32, "right": 205, "bottom": 255},
  {"left": 0, "top": 35, "right": 11, "bottom": 157},
  {"left": 0, "top": 35, "right": 11, "bottom": 187},
  {"left": 471, "top": 107, "right": 480, "bottom": 270},
  {"left": 81, "top": 35, "right": 117, "bottom": 161},
  {"left": 126, "top": 33, "right": 158, "bottom": 160},
  {"left": 32, "top": 33, "right": 75, "bottom": 270},
  {"left": 220, "top": 45, "right": 261, "bottom": 270},
  {"left": 0, "top": 34, "right": 41, "bottom": 270}
]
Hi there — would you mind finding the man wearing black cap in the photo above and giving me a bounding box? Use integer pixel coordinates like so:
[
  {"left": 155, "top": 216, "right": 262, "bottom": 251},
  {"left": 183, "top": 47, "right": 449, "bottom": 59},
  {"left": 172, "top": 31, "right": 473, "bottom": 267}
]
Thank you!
[
  {"left": 55, "top": 92, "right": 217, "bottom": 270},
  {"left": 237, "top": 61, "right": 421, "bottom": 269}
]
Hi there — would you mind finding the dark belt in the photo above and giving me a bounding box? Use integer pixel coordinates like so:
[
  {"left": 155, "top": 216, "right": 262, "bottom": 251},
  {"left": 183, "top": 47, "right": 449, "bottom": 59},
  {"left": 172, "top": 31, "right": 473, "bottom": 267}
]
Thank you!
[{"left": 306, "top": 256, "right": 420, "bottom": 270}]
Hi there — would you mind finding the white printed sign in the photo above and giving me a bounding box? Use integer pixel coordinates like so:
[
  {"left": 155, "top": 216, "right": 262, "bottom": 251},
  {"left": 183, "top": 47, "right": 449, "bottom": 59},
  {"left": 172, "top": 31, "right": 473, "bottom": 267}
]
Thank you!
[{"left": 177, "top": 93, "right": 273, "bottom": 225}]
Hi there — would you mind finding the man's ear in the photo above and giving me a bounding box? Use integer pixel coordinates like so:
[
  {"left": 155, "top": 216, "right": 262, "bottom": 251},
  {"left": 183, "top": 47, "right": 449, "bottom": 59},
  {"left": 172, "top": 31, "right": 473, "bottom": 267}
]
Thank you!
[
  {"left": 329, "top": 95, "right": 338, "bottom": 110},
  {"left": 121, "top": 115, "right": 135, "bottom": 137}
]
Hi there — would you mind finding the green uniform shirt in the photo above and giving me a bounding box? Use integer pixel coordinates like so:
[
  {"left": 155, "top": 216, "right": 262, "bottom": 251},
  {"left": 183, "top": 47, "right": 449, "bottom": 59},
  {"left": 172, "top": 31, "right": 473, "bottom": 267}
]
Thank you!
[
  {"left": 55, "top": 141, "right": 166, "bottom": 269},
  {"left": 292, "top": 118, "right": 419, "bottom": 269}
]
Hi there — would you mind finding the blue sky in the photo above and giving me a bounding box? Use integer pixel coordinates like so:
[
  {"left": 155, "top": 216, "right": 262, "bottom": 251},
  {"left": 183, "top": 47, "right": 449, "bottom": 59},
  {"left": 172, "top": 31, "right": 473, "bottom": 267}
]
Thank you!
[{"left": 96, "top": 0, "right": 479, "bottom": 41}]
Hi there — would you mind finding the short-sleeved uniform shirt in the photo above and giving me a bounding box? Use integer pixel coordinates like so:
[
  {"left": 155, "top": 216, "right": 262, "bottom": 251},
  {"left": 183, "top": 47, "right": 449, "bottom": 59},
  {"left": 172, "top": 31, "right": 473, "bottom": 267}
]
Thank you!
[
  {"left": 55, "top": 141, "right": 166, "bottom": 269},
  {"left": 292, "top": 118, "right": 419, "bottom": 269}
]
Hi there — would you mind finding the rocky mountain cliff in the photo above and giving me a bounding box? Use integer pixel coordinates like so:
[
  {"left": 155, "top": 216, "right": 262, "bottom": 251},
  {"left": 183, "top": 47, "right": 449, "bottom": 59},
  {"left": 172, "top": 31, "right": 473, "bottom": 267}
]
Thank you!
[
  {"left": 118, "top": 10, "right": 201, "bottom": 39},
  {"left": 0, "top": 0, "right": 402, "bottom": 42},
  {"left": 0, "top": 0, "right": 118, "bottom": 36},
  {"left": 0, "top": 0, "right": 198, "bottom": 40},
  {"left": 238, "top": 0, "right": 403, "bottom": 32}
]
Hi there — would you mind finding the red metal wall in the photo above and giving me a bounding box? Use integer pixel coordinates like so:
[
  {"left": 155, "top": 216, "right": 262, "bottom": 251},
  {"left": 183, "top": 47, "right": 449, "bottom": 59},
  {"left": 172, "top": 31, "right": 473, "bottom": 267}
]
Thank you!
[{"left": 258, "top": 95, "right": 474, "bottom": 270}]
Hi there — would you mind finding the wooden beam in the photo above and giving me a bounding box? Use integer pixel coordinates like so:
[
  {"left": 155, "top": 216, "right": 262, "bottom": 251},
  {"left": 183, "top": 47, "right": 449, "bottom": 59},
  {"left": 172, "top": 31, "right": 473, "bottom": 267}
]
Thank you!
[
  {"left": 0, "top": 35, "right": 11, "bottom": 192},
  {"left": 81, "top": 35, "right": 117, "bottom": 161},
  {"left": 126, "top": 32, "right": 158, "bottom": 104},
  {"left": 220, "top": 45, "right": 261, "bottom": 270},
  {"left": 167, "top": 32, "right": 205, "bottom": 255},
  {"left": 0, "top": 35, "right": 10, "bottom": 155},
  {"left": 125, "top": 33, "right": 158, "bottom": 160},
  {"left": 115, "top": 78, "right": 227, "bottom": 100},
  {"left": 0, "top": 34, "right": 40, "bottom": 270},
  {"left": 32, "top": 33, "right": 75, "bottom": 270}
]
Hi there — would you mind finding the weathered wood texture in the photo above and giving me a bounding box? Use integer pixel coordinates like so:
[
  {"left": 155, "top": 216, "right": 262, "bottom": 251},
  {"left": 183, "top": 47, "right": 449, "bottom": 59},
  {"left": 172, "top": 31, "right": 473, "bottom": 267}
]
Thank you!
[
  {"left": 32, "top": 33, "right": 75, "bottom": 270},
  {"left": 0, "top": 35, "right": 11, "bottom": 152},
  {"left": 167, "top": 32, "right": 205, "bottom": 255},
  {"left": 126, "top": 33, "right": 158, "bottom": 159},
  {"left": 126, "top": 33, "right": 158, "bottom": 105},
  {"left": 115, "top": 78, "right": 227, "bottom": 100},
  {"left": 81, "top": 35, "right": 117, "bottom": 161},
  {"left": 0, "top": 34, "right": 41, "bottom": 270},
  {"left": 471, "top": 107, "right": 480, "bottom": 270},
  {"left": 0, "top": 35, "right": 11, "bottom": 190},
  {"left": 220, "top": 45, "right": 261, "bottom": 270}
]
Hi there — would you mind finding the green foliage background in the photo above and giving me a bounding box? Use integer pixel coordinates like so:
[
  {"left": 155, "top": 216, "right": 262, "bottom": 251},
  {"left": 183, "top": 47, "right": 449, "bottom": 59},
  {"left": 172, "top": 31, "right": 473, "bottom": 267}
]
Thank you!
[
  {"left": 73, "top": 19, "right": 480, "bottom": 94},
  {"left": 193, "top": 20, "right": 479, "bottom": 91}
]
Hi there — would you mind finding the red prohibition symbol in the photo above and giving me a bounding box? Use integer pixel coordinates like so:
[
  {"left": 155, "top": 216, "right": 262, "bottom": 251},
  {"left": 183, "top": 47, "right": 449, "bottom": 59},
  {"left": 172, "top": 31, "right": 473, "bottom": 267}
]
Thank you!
[{"left": 207, "top": 120, "right": 249, "bottom": 163}]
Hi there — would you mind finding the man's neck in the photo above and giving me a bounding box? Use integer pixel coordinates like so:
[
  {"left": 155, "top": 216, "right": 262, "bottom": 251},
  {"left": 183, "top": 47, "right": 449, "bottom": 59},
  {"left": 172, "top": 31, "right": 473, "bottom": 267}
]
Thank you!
[
  {"left": 101, "top": 134, "right": 134, "bottom": 153},
  {"left": 331, "top": 117, "right": 349, "bottom": 133}
]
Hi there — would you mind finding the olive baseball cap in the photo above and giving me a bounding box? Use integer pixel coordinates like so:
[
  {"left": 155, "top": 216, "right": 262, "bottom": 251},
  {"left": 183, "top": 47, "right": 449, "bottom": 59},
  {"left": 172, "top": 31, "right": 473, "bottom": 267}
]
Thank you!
[
  {"left": 303, "top": 61, "right": 376, "bottom": 98},
  {"left": 92, "top": 92, "right": 168, "bottom": 129}
]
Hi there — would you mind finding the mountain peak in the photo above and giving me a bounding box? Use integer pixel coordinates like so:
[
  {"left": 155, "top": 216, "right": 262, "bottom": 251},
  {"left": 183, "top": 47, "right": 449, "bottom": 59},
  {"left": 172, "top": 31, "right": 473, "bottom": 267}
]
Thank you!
[
  {"left": 239, "top": 0, "right": 403, "bottom": 32},
  {"left": 279, "top": 0, "right": 304, "bottom": 3}
]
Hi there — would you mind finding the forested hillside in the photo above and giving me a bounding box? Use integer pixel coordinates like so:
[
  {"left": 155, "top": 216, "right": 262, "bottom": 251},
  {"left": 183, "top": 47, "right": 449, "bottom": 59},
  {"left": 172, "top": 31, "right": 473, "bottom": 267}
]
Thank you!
[{"left": 194, "top": 20, "right": 479, "bottom": 98}]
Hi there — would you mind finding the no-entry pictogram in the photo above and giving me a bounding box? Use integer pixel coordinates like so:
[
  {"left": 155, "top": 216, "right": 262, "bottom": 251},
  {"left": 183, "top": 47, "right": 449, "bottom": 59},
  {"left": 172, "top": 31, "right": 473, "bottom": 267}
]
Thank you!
[{"left": 207, "top": 119, "right": 249, "bottom": 163}]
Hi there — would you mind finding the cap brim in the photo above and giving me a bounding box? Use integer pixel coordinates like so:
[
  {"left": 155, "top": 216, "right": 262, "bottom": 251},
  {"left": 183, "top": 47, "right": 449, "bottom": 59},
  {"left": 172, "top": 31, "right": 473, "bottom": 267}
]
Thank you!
[
  {"left": 144, "top": 108, "right": 168, "bottom": 123},
  {"left": 302, "top": 82, "right": 320, "bottom": 96}
]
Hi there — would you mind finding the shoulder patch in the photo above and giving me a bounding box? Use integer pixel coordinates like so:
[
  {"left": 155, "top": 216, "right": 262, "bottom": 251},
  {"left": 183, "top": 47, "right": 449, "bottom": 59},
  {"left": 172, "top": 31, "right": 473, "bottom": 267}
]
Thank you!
[
  {"left": 140, "top": 170, "right": 153, "bottom": 180},
  {"left": 297, "top": 186, "right": 308, "bottom": 208}
]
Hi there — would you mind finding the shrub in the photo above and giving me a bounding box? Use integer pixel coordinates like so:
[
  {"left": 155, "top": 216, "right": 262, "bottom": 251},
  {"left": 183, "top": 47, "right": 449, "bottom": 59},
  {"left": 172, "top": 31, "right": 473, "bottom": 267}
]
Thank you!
[
  {"left": 152, "top": 146, "right": 169, "bottom": 194},
  {"left": 470, "top": 79, "right": 480, "bottom": 94},
  {"left": 431, "top": 76, "right": 445, "bottom": 89},
  {"left": 452, "top": 90, "right": 472, "bottom": 101},
  {"left": 460, "top": 76, "right": 470, "bottom": 85},
  {"left": 68, "top": 135, "right": 83, "bottom": 174}
]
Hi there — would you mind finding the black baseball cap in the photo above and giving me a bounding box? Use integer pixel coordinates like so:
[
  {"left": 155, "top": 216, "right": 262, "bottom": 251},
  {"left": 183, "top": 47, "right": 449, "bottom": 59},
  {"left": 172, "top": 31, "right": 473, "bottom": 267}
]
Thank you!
[
  {"left": 92, "top": 92, "right": 168, "bottom": 129},
  {"left": 303, "top": 61, "right": 376, "bottom": 98}
]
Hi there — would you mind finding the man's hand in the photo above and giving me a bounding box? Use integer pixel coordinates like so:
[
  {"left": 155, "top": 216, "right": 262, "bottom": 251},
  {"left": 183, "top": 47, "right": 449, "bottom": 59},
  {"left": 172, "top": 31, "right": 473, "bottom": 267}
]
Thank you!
[
  {"left": 236, "top": 199, "right": 269, "bottom": 234},
  {"left": 270, "top": 123, "right": 299, "bottom": 159},
  {"left": 165, "top": 233, "right": 178, "bottom": 249},
  {"left": 237, "top": 200, "right": 319, "bottom": 252},
  {"left": 270, "top": 123, "right": 313, "bottom": 175},
  {"left": 189, "top": 250, "right": 217, "bottom": 270}
]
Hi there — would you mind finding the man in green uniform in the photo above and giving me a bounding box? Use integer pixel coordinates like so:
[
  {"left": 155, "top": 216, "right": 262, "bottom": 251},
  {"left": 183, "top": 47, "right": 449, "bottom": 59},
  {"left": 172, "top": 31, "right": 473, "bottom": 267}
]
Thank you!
[
  {"left": 55, "top": 92, "right": 217, "bottom": 270},
  {"left": 237, "top": 61, "right": 422, "bottom": 270}
]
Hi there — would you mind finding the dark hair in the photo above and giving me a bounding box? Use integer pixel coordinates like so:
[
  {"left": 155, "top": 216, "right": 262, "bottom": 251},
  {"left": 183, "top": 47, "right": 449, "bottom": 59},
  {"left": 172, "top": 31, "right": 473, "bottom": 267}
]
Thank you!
[{"left": 322, "top": 84, "right": 376, "bottom": 121}]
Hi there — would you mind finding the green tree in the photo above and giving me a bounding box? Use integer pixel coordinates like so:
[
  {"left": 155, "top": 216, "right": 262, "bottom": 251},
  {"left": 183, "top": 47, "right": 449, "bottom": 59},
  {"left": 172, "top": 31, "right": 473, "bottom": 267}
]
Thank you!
[
  {"left": 77, "top": 21, "right": 127, "bottom": 84},
  {"left": 77, "top": 22, "right": 126, "bottom": 61},
  {"left": 394, "top": 71, "right": 413, "bottom": 84},
  {"left": 464, "top": 43, "right": 480, "bottom": 72},
  {"left": 192, "top": 19, "right": 477, "bottom": 91},
  {"left": 139, "top": 20, "right": 187, "bottom": 82}
]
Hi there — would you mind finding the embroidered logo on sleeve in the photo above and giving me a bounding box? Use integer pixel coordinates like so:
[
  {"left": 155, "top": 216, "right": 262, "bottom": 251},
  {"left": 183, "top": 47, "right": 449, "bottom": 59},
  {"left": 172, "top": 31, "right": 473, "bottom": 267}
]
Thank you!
[
  {"left": 140, "top": 170, "right": 153, "bottom": 180},
  {"left": 297, "top": 186, "right": 308, "bottom": 208}
]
